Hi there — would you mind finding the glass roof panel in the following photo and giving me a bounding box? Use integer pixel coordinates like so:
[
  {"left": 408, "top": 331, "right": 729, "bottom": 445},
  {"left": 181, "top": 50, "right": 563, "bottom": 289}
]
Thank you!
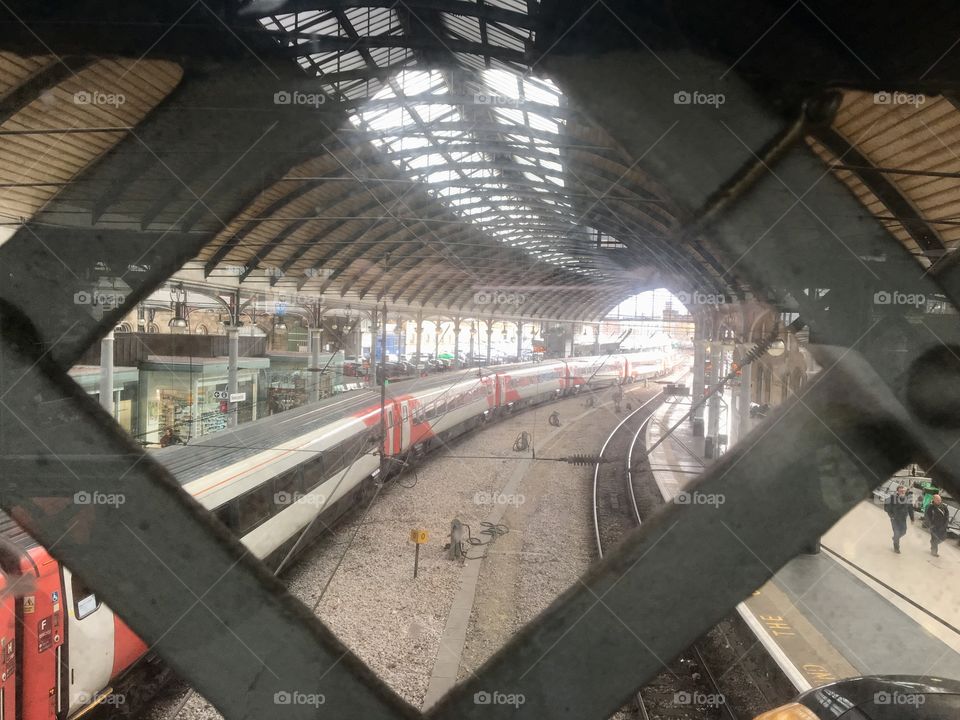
[{"left": 343, "top": 65, "right": 621, "bottom": 274}]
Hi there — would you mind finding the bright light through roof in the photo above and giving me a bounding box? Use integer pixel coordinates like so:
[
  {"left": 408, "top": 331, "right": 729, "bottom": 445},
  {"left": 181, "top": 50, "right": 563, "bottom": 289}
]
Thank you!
[{"left": 349, "top": 68, "right": 623, "bottom": 275}]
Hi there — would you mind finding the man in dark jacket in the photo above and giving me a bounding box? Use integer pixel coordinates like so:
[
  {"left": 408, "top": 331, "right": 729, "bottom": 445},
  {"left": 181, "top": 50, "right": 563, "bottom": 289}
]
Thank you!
[
  {"left": 924, "top": 494, "right": 951, "bottom": 557},
  {"left": 612, "top": 384, "right": 624, "bottom": 413},
  {"left": 885, "top": 485, "right": 914, "bottom": 553}
]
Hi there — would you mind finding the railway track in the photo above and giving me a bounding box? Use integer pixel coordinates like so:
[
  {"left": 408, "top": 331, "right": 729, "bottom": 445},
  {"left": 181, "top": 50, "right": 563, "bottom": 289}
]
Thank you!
[{"left": 592, "top": 389, "right": 739, "bottom": 720}]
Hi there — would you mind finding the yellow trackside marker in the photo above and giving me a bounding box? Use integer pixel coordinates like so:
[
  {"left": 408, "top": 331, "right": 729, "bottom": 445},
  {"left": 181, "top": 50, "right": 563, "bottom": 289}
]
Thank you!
[{"left": 410, "top": 529, "right": 429, "bottom": 578}]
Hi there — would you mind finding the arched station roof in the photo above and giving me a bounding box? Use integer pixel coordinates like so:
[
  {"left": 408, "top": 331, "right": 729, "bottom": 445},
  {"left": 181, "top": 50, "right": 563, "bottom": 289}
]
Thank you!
[{"left": 0, "top": 0, "right": 958, "bottom": 352}]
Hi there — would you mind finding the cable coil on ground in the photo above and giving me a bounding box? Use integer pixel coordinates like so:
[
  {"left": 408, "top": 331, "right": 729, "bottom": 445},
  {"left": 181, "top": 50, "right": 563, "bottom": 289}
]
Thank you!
[{"left": 512, "top": 431, "right": 531, "bottom": 452}]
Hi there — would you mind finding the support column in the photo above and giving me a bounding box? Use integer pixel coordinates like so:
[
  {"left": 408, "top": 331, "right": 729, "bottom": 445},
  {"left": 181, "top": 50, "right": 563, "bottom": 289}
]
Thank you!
[
  {"left": 434, "top": 320, "right": 440, "bottom": 359},
  {"left": 692, "top": 331, "right": 706, "bottom": 437},
  {"left": 453, "top": 317, "right": 461, "bottom": 369},
  {"left": 380, "top": 303, "right": 388, "bottom": 387},
  {"left": 309, "top": 327, "right": 322, "bottom": 403},
  {"left": 738, "top": 350, "right": 753, "bottom": 443},
  {"left": 396, "top": 318, "right": 403, "bottom": 360},
  {"left": 99, "top": 330, "right": 114, "bottom": 417},
  {"left": 370, "top": 306, "right": 379, "bottom": 377},
  {"left": 415, "top": 311, "right": 423, "bottom": 364},
  {"left": 516, "top": 320, "right": 523, "bottom": 361},
  {"left": 705, "top": 341, "right": 721, "bottom": 458},
  {"left": 593, "top": 323, "right": 600, "bottom": 355},
  {"left": 485, "top": 320, "right": 493, "bottom": 364},
  {"left": 227, "top": 325, "right": 239, "bottom": 429},
  {"left": 468, "top": 321, "right": 475, "bottom": 364}
]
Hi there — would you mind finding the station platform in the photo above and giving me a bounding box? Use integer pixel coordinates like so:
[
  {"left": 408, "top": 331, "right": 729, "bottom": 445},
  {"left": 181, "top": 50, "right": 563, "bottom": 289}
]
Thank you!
[{"left": 646, "top": 396, "right": 960, "bottom": 691}]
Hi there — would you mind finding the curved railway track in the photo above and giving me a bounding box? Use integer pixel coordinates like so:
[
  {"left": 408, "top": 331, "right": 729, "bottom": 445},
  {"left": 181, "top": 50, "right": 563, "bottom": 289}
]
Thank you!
[{"left": 592, "top": 389, "right": 739, "bottom": 720}]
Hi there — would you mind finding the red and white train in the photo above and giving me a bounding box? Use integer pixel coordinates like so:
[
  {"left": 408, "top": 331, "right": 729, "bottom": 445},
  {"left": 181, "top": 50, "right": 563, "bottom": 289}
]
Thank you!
[{"left": 0, "top": 351, "right": 680, "bottom": 719}]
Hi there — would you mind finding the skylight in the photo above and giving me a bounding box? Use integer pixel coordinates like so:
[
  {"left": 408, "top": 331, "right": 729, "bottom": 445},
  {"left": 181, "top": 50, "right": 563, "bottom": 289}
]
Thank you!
[{"left": 349, "top": 68, "right": 626, "bottom": 275}]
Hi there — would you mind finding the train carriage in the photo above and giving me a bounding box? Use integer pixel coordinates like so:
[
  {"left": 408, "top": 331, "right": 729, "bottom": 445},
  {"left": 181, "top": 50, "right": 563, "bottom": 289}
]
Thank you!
[
  {"left": 622, "top": 352, "right": 665, "bottom": 382},
  {"left": 566, "top": 355, "right": 626, "bottom": 388},
  {"left": 495, "top": 361, "right": 567, "bottom": 409},
  {"left": 0, "top": 514, "right": 150, "bottom": 720},
  {"left": 395, "top": 373, "right": 496, "bottom": 454}
]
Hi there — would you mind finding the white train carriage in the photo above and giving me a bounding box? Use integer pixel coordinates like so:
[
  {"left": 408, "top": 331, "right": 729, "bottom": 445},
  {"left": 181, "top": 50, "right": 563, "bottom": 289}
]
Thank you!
[
  {"left": 400, "top": 373, "right": 495, "bottom": 450},
  {"left": 495, "top": 361, "right": 567, "bottom": 409},
  {"left": 567, "top": 355, "right": 627, "bottom": 387},
  {"left": 185, "top": 414, "right": 380, "bottom": 564},
  {"left": 622, "top": 351, "right": 666, "bottom": 381}
]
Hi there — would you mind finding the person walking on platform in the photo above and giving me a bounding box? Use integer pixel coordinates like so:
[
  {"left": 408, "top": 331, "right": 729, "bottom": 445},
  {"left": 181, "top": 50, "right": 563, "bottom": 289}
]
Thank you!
[
  {"left": 925, "top": 494, "right": 950, "bottom": 557},
  {"left": 612, "top": 384, "right": 624, "bottom": 413},
  {"left": 884, "top": 485, "right": 914, "bottom": 553}
]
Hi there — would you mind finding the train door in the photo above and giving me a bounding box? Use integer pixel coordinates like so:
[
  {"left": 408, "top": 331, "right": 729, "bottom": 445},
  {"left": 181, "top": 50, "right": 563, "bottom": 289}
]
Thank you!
[
  {"left": 18, "top": 549, "right": 65, "bottom": 720},
  {"left": 399, "top": 400, "right": 411, "bottom": 450},
  {"left": 383, "top": 405, "right": 396, "bottom": 457},
  {"left": 0, "top": 574, "right": 15, "bottom": 720},
  {"left": 61, "top": 567, "right": 115, "bottom": 716}
]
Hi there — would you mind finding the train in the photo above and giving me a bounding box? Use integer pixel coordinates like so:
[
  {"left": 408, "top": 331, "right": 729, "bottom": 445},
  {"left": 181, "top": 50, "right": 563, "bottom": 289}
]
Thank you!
[{"left": 0, "top": 350, "right": 681, "bottom": 719}]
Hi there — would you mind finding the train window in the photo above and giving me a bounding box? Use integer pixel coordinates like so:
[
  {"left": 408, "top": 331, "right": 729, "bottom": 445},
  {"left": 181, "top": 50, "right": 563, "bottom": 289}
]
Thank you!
[
  {"left": 72, "top": 574, "right": 100, "bottom": 620},
  {"left": 273, "top": 469, "right": 301, "bottom": 507},
  {"left": 339, "top": 436, "right": 364, "bottom": 467},
  {"left": 302, "top": 457, "right": 325, "bottom": 492},
  {"left": 321, "top": 451, "right": 338, "bottom": 479},
  {"left": 237, "top": 485, "right": 272, "bottom": 535},
  {"left": 214, "top": 502, "right": 239, "bottom": 531},
  {"left": 326, "top": 439, "right": 355, "bottom": 478}
]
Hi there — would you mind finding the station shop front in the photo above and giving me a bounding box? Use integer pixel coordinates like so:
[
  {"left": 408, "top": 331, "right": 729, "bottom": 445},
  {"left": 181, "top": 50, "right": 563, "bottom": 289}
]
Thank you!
[
  {"left": 261, "top": 351, "right": 344, "bottom": 415},
  {"left": 139, "top": 357, "right": 269, "bottom": 444}
]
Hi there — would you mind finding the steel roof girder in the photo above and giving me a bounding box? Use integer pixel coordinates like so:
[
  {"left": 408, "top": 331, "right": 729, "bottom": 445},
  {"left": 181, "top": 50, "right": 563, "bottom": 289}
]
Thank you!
[{"left": 239, "top": 174, "right": 405, "bottom": 281}]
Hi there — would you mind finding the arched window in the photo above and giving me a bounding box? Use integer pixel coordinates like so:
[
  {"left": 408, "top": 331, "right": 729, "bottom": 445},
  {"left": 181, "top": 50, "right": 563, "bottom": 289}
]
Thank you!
[
  {"left": 195, "top": 324, "right": 208, "bottom": 335},
  {"left": 115, "top": 322, "right": 132, "bottom": 333},
  {"left": 148, "top": 323, "right": 160, "bottom": 334}
]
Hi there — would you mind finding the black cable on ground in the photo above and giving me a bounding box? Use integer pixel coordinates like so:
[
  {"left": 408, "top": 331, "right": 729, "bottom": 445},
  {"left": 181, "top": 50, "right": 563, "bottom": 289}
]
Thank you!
[
  {"left": 394, "top": 457, "right": 419, "bottom": 489},
  {"left": 513, "top": 431, "right": 531, "bottom": 452},
  {"left": 459, "top": 521, "right": 509, "bottom": 560}
]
